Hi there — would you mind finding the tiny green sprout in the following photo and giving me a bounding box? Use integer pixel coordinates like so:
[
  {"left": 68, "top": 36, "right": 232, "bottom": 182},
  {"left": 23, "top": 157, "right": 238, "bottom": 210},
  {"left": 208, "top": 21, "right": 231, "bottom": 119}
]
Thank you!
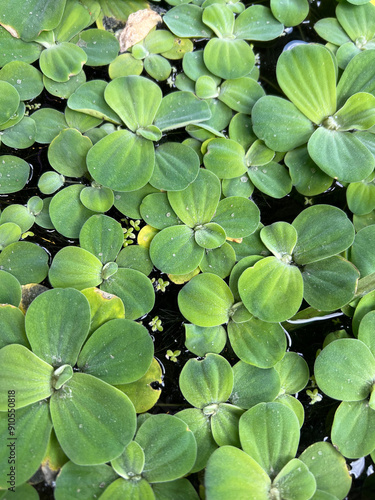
[
  {"left": 166, "top": 349, "right": 181, "bottom": 362},
  {"left": 123, "top": 238, "right": 134, "bottom": 247},
  {"left": 21, "top": 231, "right": 34, "bottom": 239},
  {"left": 130, "top": 220, "right": 141, "bottom": 231},
  {"left": 152, "top": 277, "right": 170, "bottom": 292},
  {"left": 149, "top": 316, "right": 163, "bottom": 332},
  {"left": 304, "top": 197, "right": 313, "bottom": 206},
  {"left": 306, "top": 388, "right": 323, "bottom": 405}
]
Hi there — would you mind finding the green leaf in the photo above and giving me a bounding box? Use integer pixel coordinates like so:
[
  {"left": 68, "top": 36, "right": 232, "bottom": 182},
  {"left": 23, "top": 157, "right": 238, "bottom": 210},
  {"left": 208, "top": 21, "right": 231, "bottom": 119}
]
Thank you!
[
  {"left": 0, "top": 81, "right": 20, "bottom": 126},
  {"left": 336, "top": 0, "right": 375, "bottom": 42},
  {"left": 140, "top": 193, "right": 180, "bottom": 230},
  {"left": 271, "top": 0, "right": 309, "bottom": 27},
  {"left": 87, "top": 130, "right": 154, "bottom": 192},
  {"left": 154, "top": 91, "right": 211, "bottom": 131},
  {"left": 163, "top": 5, "right": 213, "bottom": 38},
  {"left": 0, "top": 25, "right": 42, "bottom": 66},
  {"left": 55, "top": 462, "right": 117, "bottom": 500},
  {"left": 100, "top": 268, "right": 155, "bottom": 321},
  {"left": 176, "top": 408, "right": 218, "bottom": 473},
  {"left": 68, "top": 80, "right": 122, "bottom": 123},
  {"left": 292, "top": 204, "right": 355, "bottom": 265},
  {"left": 80, "top": 184, "right": 114, "bottom": 213},
  {"left": 337, "top": 50, "right": 375, "bottom": 108},
  {"left": 302, "top": 256, "right": 359, "bottom": 310},
  {"left": 332, "top": 92, "right": 375, "bottom": 131},
  {"left": 144, "top": 54, "right": 171, "bottom": 81},
  {"left": 274, "top": 352, "right": 309, "bottom": 394},
  {"left": 105, "top": 76, "right": 162, "bottom": 131},
  {"left": 315, "top": 338, "right": 375, "bottom": 401},
  {"left": 111, "top": 441, "right": 145, "bottom": 479},
  {"left": 272, "top": 458, "right": 316, "bottom": 500},
  {"left": 179, "top": 353, "right": 233, "bottom": 408},
  {"left": 49, "top": 184, "right": 96, "bottom": 238},
  {"left": 50, "top": 372, "right": 136, "bottom": 465},
  {"left": 178, "top": 273, "right": 234, "bottom": 327},
  {"left": 1, "top": 116, "right": 36, "bottom": 149},
  {"left": 0, "top": 155, "right": 30, "bottom": 194},
  {"left": 230, "top": 361, "right": 281, "bottom": 409},
  {"left": 77, "top": 318, "right": 153, "bottom": 385},
  {"left": 275, "top": 394, "right": 304, "bottom": 428},
  {"left": 314, "top": 18, "right": 351, "bottom": 46},
  {"left": 135, "top": 414, "right": 197, "bottom": 483},
  {"left": 0, "top": 401, "right": 52, "bottom": 489},
  {"left": 239, "top": 402, "right": 300, "bottom": 477},
  {"left": 49, "top": 246, "right": 102, "bottom": 289},
  {"left": 219, "top": 77, "right": 265, "bottom": 114},
  {"left": 48, "top": 128, "right": 91, "bottom": 177},
  {"left": 202, "top": 4, "right": 234, "bottom": 37},
  {"left": 0, "top": 61, "right": 43, "bottom": 101},
  {"left": 72, "top": 29, "right": 119, "bottom": 66},
  {"left": 99, "top": 478, "right": 155, "bottom": 500},
  {"left": 238, "top": 257, "right": 303, "bottom": 323},
  {"left": 211, "top": 196, "right": 260, "bottom": 239},
  {"left": 39, "top": 42, "right": 87, "bottom": 83},
  {"left": 152, "top": 478, "right": 200, "bottom": 500},
  {"left": 0, "top": 241, "right": 49, "bottom": 285},
  {"left": 79, "top": 214, "right": 124, "bottom": 264},
  {"left": 81, "top": 287, "right": 125, "bottom": 336},
  {"left": 234, "top": 5, "right": 284, "bottom": 40},
  {"left": 331, "top": 400, "right": 375, "bottom": 458},
  {"left": 203, "top": 38, "right": 255, "bottom": 80},
  {"left": 211, "top": 403, "right": 244, "bottom": 447},
  {"left": 25, "top": 288, "right": 90, "bottom": 367},
  {"left": 260, "top": 222, "right": 297, "bottom": 260},
  {"left": 228, "top": 318, "right": 286, "bottom": 368},
  {"left": 205, "top": 446, "right": 271, "bottom": 500},
  {"left": 203, "top": 138, "right": 246, "bottom": 179},
  {"left": 115, "top": 357, "right": 162, "bottom": 414},
  {"left": 284, "top": 145, "right": 333, "bottom": 196},
  {"left": 0, "top": 270, "right": 21, "bottom": 306},
  {"left": 199, "top": 242, "right": 237, "bottom": 279},
  {"left": 184, "top": 324, "right": 227, "bottom": 357},
  {"left": 168, "top": 168, "right": 221, "bottom": 227},
  {"left": 252, "top": 96, "right": 315, "bottom": 152},
  {"left": 149, "top": 225, "right": 204, "bottom": 275},
  {"left": 276, "top": 44, "right": 336, "bottom": 124},
  {"left": 44, "top": 69, "right": 87, "bottom": 99},
  {"left": 299, "top": 442, "right": 352, "bottom": 500},
  {"left": 31, "top": 108, "right": 68, "bottom": 144},
  {"left": 0, "top": 344, "right": 53, "bottom": 410},
  {"left": 195, "top": 222, "right": 226, "bottom": 249},
  {"left": 151, "top": 142, "right": 200, "bottom": 191},
  {"left": 0, "top": 0, "right": 65, "bottom": 41}
]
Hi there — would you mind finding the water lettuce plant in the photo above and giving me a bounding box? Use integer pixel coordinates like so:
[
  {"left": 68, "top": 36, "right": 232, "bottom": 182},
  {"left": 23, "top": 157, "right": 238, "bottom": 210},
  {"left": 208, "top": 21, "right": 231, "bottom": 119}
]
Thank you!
[{"left": 2, "top": 0, "right": 375, "bottom": 498}]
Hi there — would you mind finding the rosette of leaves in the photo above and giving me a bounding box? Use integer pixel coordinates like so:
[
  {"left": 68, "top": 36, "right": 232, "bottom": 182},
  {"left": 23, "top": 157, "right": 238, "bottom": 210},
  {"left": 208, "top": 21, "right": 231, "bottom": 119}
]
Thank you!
[
  {"left": 174, "top": 49, "right": 262, "bottom": 138},
  {"left": 49, "top": 214, "right": 155, "bottom": 320},
  {"left": 205, "top": 402, "right": 352, "bottom": 500},
  {"left": 315, "top": 0, "right": 375, "bottom": 68},
  {"left": 110, "top": 29, "right": 193, "bottom": 82},
  {"left": 178, "top": 270, "right": 287, "bottom": 366},
  {"left": 0, "top": 287, "right": 157, "bottom": 487},
  {"left": 145, "top": 168, "right": 260, "bottom": 275},
  {"left": 0, "top": 196, "right": 54, "bottom": 243},
  {"left": 164, "top": 3, "right": 283, "bottom": 79},
  {"left": 0, "top": 0, "right": 119, "bottom": 84},
  {"left": 54, "top": 413, "right": 198, "bottom": 500},
  {"left": 203, "top": 135, "right": 292, "bottom": 199},
  {"left": 67, "top": 75, "right": 210, "bottom": 192},
  {"left": 237, "top": 205, "right": 358, "bottom": 323},
  {"left": 252, "top": 43, "right": 375, "bottom": 184}
]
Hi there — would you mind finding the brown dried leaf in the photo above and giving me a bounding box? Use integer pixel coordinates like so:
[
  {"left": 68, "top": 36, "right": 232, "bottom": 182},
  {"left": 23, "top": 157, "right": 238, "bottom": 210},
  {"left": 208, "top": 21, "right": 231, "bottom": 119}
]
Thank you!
[{"left": 119, "top": 9, "right": 162, "bottom": 53}]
